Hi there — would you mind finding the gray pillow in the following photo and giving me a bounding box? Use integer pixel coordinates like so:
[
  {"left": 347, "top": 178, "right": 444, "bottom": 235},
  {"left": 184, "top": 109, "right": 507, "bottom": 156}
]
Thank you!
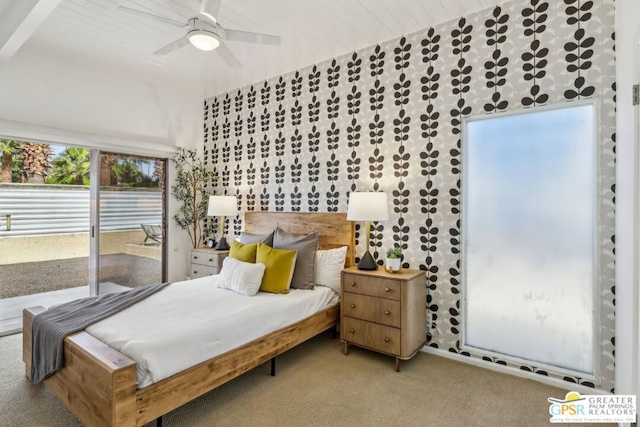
[
  {"left": 239, "top": 231, "right": 274, "bottom": 246},
  {"left": 273, "top": 228, "right": 318, "bottom": 290}
]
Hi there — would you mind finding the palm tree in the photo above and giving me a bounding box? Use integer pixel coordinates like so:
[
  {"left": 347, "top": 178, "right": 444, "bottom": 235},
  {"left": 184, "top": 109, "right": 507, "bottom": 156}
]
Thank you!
[
  {"left": 100, "top": 153, "right": 118, "bottom": 186},
  {"left": 112, "top": 158, "right": 143, "bottom": 187},
  {"left": 109, "top": 157, "right": 159, "bottom": 188},
  {"left": 21, "top": 142, "right": 51, "bottom": 183},
  {"left": 0, "top": 139, "right": 22, "bottom": 183},
  {"left": 154, "top": 158, "right": 165, "bottom": 190},
  {"left": 46, "top": 147, "right": 90, "bottom": 185},
  {"left": 135, "top": 159, "right": 159, "bottom": 188}
]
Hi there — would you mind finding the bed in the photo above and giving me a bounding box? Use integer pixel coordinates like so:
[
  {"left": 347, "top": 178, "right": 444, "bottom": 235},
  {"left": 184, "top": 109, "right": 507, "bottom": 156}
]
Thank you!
[{"left": 23, "top": 212, "right": 355, "bottom": 427}]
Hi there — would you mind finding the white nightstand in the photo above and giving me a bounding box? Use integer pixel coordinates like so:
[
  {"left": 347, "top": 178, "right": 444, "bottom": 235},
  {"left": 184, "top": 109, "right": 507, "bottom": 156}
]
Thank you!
[{"left": 189, "top": 248, "right": 229, "bottom": 278}]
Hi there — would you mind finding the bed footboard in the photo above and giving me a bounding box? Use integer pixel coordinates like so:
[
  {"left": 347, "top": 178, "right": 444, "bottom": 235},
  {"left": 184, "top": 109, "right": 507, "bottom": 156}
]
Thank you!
[
  {"left": 23, "top": 307, "right": 137, "bottom": 427},
  {"left": 24, "top": 304, "right": 338, "bottom": 427},
  {"left": 135, "top": 304, "right": 339, "bottom": 425},
  {"left": 23, "top": 306, "right": 46, "bottom": 378}
]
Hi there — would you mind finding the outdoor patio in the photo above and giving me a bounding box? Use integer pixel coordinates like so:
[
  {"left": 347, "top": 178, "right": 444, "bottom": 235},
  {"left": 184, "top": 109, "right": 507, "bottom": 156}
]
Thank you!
[
  {"left": 0, "top": 230, "right": 163, "bottom": 335},
  {"left": 0, "top": 243, "right": 162, "bottom": 336},
  {"left": 0, "top": 251, "right": 161, "bottom": 299}
]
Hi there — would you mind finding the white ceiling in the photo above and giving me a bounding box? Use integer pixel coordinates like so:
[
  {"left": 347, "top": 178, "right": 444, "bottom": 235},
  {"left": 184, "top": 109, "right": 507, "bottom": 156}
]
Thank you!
[{"left": 11, "top": 0, "right": 508, "bottom": 97}]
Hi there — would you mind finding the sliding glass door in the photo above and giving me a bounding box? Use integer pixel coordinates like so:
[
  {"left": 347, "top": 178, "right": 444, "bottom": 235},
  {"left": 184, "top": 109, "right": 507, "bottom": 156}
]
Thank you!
[
  {"left": 0, "top": 141, "right": 167, "bottom": 335},
  {"left": 0, "top": 141, "right": 92, "bottom": 335},
  {"left": 93, "top": 151, "right": 166, "bottom": 295}
]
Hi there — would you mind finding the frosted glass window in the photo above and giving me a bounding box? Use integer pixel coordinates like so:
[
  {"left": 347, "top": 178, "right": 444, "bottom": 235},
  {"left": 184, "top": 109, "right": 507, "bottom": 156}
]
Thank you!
[{"left": 463, "top": 104, "right": 595, "bottom": 375}]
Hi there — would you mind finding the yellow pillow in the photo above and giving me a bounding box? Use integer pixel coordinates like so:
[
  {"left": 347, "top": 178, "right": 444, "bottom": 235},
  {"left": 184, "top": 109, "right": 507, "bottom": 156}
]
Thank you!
[
  {"left": 229, "top": 240, "right": 258, "bottom": 263},
  {"left": 256, "top": 242, "right": 297, "bottom": 294}
]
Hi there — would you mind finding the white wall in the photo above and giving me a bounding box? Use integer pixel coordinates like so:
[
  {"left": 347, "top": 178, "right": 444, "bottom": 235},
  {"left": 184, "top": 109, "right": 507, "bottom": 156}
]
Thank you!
[
  {"left": 615, "top": 0, "right": 640, "bottom": 404},
  {"left": 0, "top": 50, "right": 202, "bottom": 145},
  {"left": 0, "top": 50, "right": 203, "bottom": 281}
]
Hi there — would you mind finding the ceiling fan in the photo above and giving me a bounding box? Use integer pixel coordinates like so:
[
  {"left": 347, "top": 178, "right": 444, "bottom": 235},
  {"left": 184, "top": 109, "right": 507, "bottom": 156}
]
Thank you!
[{"left": 116, "top": 0, "right": 281, "bottom": 68}]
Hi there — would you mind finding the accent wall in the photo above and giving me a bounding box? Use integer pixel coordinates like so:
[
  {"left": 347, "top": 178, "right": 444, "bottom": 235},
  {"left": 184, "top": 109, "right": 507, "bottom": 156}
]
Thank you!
[{"left": 204, "top": 0, "right": 616, "bottom": 391}]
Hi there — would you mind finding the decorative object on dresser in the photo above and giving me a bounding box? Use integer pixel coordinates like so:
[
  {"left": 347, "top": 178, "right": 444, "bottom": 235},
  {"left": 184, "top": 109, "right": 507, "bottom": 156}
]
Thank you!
[
  {"left": 190, "top": 248, "right": 229, "bottom": 278},
  {"left": 171, "top": 148, "right": 217, "bottom": 249},
  {"left": 207, "top": 195, "right": 238, "bottom": 250},
  {"left": 346, "top": 191, "right": 389, "bottom": 270},
  {"left": 341, "top": 266, "right": 427, "bottom": 372},
  {"left": 385, "top": 246, "right": 403, "bottom": 273}
]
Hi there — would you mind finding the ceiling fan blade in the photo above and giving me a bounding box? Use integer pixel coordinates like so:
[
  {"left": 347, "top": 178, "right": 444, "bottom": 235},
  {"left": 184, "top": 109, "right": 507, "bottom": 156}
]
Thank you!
[
  {"left": 224, "top": 29, "right": 281, "bottom": 46},
  {"left": 215, "top": 42, "right": 242, "bottom": 68},
  {"left": 116, "top": 6, "right": 187, "bottom": 28},
  {"left": 199, "top": 0, "right": 222, "bottom": 23},
  {"left": 154, "top": 36, "right": 190, "bottom": 56}
]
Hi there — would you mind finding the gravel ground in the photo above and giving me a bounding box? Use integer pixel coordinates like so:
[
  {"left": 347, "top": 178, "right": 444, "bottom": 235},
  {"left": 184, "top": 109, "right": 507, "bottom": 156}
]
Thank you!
[{"left": 0, "top": 253, "right": 162, "bottom": 299}]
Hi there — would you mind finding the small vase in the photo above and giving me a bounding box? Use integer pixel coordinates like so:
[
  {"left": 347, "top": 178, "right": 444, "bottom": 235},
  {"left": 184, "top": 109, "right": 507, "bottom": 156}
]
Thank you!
[{"left": 385, "top": 257, "right": 401, "bottom": 273}]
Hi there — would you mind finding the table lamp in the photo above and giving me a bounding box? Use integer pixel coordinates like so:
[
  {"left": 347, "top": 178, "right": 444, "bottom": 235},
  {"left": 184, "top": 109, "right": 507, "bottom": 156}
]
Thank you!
[
  {"left": 347, "top": 191, "right": 389, "bottom": 270},
  {"left": 207, "top": 195, "right": 238, "bottom": 250}
]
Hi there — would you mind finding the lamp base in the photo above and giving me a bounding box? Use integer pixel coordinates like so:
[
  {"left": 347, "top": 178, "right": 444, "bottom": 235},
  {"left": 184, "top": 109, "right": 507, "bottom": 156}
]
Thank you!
[
  {"left": 357, "top": 251, "right": 378, "bottom": 270},
  {"left": 214, "top": 237, "right": 230, "bottom": 251}
]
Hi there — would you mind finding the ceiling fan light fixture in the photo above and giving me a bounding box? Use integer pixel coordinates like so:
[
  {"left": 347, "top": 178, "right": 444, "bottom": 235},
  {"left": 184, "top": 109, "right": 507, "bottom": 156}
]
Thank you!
[{"left": 188, "top": 29, "right": 220, "bottom": 51}]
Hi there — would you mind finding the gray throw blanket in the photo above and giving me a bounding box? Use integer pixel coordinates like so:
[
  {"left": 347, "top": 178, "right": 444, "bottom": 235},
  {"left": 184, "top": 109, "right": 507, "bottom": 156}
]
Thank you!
[{"left": 30, "top": 282, "right": 170, "bottom": 384}]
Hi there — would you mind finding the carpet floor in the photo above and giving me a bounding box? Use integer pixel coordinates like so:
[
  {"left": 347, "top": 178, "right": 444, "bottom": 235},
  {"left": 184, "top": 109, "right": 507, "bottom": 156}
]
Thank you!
[
  {"left": 0, "top": 253, "right": 161, "bottom": 298},
  {"left": 0, "top": 332, "right": 611, "bottom": 427}
]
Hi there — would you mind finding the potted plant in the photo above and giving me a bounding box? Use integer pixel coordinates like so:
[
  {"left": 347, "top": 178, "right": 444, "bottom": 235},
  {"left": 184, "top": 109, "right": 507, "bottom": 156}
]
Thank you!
[
  {"left": 385, "top": 246, "right": 403, "bottom": 273},
  {"left": 171, "top": 148, "right": 217, "bottom": 249}
]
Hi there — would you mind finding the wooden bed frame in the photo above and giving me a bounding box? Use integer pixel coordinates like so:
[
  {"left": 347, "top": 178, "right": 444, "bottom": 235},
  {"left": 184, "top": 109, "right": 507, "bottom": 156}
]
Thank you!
[{"left": 23, "top": 212, "right": 354, "bottom": 427}]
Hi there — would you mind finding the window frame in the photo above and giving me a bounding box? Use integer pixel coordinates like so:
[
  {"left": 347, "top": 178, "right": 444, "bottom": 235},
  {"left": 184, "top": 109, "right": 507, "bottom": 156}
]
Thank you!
[{"left": 459, "top": 99, "right": 601, "bottom": 380}]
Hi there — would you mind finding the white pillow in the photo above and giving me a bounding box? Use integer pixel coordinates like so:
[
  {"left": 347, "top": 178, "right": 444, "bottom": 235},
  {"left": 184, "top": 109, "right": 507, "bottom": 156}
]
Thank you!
[
  {"left": 216, "top": 257, "right": 266, "bottom": 296},
  {"left": 314, "top": 246, "right": 348, "bottom": 295}
]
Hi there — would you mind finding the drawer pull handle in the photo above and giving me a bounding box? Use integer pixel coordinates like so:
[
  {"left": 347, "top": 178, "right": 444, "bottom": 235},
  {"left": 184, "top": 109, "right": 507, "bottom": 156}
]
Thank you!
[
  {"left": 351, "top": 282, "right": 356, "bottom": 287},
  {"left": 350, "top": 304, "right": 355, "bottom": 308},
  {"left": 384, "top": 310, "right": 390, "bottom": 315},
  {"left": 194, "top": 271, "right": 198, "bottom": 274},
  {"left": 384, "top": 287, "right": 390, "bottom": 292},
  {"left": 208, "top": 258, "right": 213, "bottom": 262},
  {"left": 385, "top": 337, "right": 390, "bottom": 342},
  {"left": 193, "top": 256, "right": 198, "bottom": 259},
  {"left": 349, "top": 328, "right": 355, "bottom": 333}
]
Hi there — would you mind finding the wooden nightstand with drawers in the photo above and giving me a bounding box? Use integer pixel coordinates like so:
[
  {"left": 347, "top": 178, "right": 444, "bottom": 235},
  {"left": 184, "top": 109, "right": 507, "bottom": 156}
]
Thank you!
[
  {"left": 189, "top": 249, "right": 229, "bottom": 279},
  {"left": 341, "top": 266, "right": 427, "bottom": 371}
]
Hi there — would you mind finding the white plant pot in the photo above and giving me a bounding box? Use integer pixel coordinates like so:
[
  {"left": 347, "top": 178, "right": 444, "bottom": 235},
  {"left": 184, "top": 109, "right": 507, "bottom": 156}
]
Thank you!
[{"left": 385, "top": 257, "right": 402, "bottom": 273}]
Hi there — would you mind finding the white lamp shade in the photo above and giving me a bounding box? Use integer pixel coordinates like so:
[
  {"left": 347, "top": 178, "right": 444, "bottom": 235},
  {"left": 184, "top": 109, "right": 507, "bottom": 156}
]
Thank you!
[
  {"left": 346, "top": 192, "right": 389, "bottom": 222},
  {"left": 188, "top": 30, "right": 220, "bottom": 51},
  {"left": 207, "top": 195, "right": 238, "bottom": 217}
]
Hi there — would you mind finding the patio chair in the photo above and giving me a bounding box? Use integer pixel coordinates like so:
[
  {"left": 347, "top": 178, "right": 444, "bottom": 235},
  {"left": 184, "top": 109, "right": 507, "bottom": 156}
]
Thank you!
[{"left": 141, "top": 224, "right": 163, "bottom": 246}]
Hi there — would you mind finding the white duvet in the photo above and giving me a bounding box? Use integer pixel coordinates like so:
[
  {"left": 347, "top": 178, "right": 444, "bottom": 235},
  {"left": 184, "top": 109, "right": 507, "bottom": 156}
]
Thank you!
[{"left": 85, "top": 276, "right": 338, "bottom": 388}]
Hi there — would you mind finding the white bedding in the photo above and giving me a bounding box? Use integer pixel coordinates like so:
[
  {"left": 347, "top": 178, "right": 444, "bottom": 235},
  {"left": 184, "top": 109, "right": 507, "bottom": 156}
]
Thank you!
[{"left": 85, "top": 276, "right": 338, "bottom": 388}]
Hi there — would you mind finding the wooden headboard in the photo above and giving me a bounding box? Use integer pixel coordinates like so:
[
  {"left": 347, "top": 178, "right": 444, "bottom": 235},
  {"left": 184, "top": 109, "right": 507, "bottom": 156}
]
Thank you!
[{"left": 244, "top": 212, "right": 355, "bottom": 267}]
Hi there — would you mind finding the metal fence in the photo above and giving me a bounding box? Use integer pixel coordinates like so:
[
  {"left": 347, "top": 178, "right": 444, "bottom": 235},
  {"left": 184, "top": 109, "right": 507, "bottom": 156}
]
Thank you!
[{"left": 0, "top": 185, "right": 162, "bottom": 237}]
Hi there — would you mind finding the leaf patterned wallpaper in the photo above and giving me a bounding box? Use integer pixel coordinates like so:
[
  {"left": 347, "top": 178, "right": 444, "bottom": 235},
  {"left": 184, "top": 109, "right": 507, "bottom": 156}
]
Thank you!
[{"left": 204, "top": 0, "right": 616, "bottom": 392}]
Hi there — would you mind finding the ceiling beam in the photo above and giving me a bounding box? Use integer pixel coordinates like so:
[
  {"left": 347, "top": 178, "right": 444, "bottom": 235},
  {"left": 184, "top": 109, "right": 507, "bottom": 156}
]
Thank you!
[{"left": 0, "top": 0, "right": 63, "bottom": 66}]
